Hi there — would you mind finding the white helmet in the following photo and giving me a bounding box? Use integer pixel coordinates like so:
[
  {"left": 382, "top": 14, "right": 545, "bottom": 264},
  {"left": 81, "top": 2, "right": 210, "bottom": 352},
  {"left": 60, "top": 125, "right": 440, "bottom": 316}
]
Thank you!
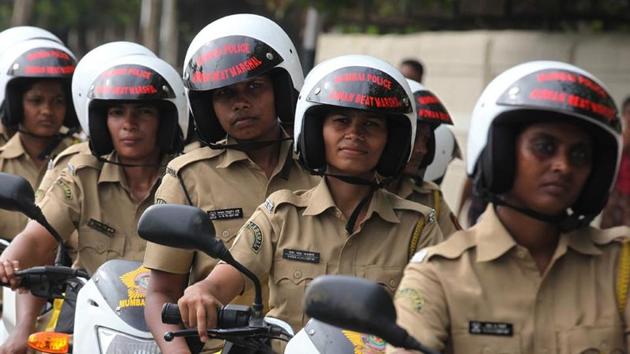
[
  {"left": 406, "top": 79, "right": 453, "bottom": 168},
  {"left": 0, "top": 38, "right": 77, "bottom": 130},
  {"left": 423, "top": 125, "right": 461, "bottom": 184},
  {"left": 183, "top": 13, "right": 303, "bottom": 144},
  {"left": 72, "top": 42, "right": 156, "bottom": 133},
  {"left": 80, "top": 54, "right": 188, "bottom": 156},
  {"left": 294, "top": 54, "right": 416, "bottom": 178},
  {"left": 0, "top": 26, "right": 61, "bottom": 55},
  {"left": 467, "top": 60, "right": 621, "bottom": 218}
]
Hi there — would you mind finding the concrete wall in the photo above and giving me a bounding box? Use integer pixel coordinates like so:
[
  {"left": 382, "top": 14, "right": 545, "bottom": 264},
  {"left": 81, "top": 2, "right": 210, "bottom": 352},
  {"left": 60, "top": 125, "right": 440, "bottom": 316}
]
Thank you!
[{"left": 316, "top": 31, "right": 630, "bottom": 221}]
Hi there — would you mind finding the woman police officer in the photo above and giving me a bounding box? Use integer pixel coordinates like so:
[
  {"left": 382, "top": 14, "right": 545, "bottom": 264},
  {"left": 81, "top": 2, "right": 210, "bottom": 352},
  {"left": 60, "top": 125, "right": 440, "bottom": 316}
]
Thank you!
[
  {"left": 389, "top": 61, "right": 630, "bottom": 353},
  {"left": 176, "top": 55, "right": 443, "bottom": 352},
  {"left": 0, "top": 46, "right": 188, "bottom": 354}
]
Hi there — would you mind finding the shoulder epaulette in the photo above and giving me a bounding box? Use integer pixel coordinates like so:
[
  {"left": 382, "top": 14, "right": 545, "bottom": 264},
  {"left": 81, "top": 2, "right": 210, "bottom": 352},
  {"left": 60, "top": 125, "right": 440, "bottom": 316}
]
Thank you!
[
  {"left": 167, "top": 146, "right": 222, "bottom": 173},
  {"left": 592, "top": 226, "right": 630, "bottom": 245},
  {"left": 50, "top": 142, "right": 90, "bottom": 168},
  {"left": 384, "top": 190, "right": 437, "bottom": 223},
  {"left": 260, "top": 189, "right": 309, "bottom": 214},
  {"left": 65, "top": 152, "right": 101, "bottom": 173},
  {"left": 410, "top": 230, "right": 475, "bottom": 263}
]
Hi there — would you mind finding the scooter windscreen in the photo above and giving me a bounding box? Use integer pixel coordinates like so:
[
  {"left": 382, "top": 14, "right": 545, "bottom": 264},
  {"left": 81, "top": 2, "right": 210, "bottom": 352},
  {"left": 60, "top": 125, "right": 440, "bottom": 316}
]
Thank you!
[
  {"left": 302, "top": 319, "right": 386, "bottom": 353},
  {"left": 92, "top": 260, "right": 151, "bottom": 332}
]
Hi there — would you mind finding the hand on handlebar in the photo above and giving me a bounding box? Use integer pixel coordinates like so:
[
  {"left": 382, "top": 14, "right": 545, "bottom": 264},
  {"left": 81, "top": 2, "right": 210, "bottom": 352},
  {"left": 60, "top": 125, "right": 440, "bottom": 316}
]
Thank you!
[
  {"left": 177, "top": 281, "right": 223, "bottom": 343},
  {"left": 0, "top": 259, "right": 21, "bottom": 290}
]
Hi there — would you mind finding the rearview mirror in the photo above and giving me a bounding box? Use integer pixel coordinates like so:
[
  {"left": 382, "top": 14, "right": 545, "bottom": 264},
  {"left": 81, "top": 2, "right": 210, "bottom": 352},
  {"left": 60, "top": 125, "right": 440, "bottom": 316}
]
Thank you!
[
  {"left": 137, "top": 204, "right": 224, "bottom": 258},
  {"left": 0, "top": 172, "right": 36, "bottom": 216},
  {"left": 304, "top": 275, "right": 433, "bottom": 352}
]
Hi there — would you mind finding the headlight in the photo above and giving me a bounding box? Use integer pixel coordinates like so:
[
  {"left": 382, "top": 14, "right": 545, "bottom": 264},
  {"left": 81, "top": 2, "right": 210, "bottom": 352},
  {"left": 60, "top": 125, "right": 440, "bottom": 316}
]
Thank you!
[{"left": 97, "top": 327, "right": 161, "bottom": 354}]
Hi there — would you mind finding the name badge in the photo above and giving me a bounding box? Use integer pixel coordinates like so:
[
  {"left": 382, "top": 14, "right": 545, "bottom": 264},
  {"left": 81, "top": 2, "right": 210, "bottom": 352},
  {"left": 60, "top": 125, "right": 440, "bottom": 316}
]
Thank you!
[
  {"left": 207, "top": 208, "right": 243, "bottom": 220},
  {"left": 282, "top": 249, "right": 320, "bottom": 264},
  {"left": 87, "top": 218, "right": 116, "bottom": 237},
  {"left": 469, "top": 321, "right": 513, "bottom": 337}
]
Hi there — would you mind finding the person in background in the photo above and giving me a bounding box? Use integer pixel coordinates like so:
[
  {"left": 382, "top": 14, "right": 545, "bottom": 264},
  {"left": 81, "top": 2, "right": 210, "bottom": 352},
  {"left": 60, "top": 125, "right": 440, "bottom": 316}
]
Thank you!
[
  {"left": 601, "top": 96, "right": 630, "bottom": 227},
  {"left": 387, "top": 79, "right": 461, "bottom": 237},
  {"left": 399, "top": 58, "right": 424, "bottom": 84},
  {"left": 0, "top": 36, "right": 81, "bottom": 241}
]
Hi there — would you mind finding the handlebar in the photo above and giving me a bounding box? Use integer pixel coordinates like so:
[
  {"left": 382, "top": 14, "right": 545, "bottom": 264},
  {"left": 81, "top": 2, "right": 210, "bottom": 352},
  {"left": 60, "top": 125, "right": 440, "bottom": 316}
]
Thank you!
[
  {"left": 161, "top": 303, "right": 293, "bottom": 350},
  {"left": 162, "top": 302, "right": 251, "bottom": 329},
  {"left": 0, "top": 265, "right": 88, "bottom": 299}
]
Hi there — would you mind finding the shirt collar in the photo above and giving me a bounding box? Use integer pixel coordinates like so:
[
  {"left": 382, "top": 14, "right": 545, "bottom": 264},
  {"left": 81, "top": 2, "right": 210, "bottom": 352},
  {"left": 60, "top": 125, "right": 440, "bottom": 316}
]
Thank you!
[
  {"left": 475, "top": 204, "right": 603, "bottom": 262},
  {"left": 0, "top": 134, "right": 26, "bottom": 159},
  {"left": 475, "top": 205, "right": 518, "bottom": 262},
  {"left": 303, "top": 178, "right": 337, "bottom": 216},
  {"left": 303, "top": 179, "right": 400, "bottom": 224},
  {"left": 216, "top": 130, "right": 293, "bottom": 170}
]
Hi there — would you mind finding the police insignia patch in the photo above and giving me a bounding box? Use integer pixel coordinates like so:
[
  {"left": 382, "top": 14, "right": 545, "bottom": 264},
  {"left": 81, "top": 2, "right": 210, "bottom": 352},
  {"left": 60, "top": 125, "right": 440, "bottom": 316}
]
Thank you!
[
  {"left": 56, "top": 179, "right": 72, "bottom": 201},
  {"left": 155, "top": 198, "right": 167, "bottom": 204},
  {"left": 246, "top": 221, "right": 263, "bottom": 254},
  {"left": 263, "top": 198, "right": 274, "bottom": 212},
  {"left": 395, "top": 288, "right": 424, "bottom": 313}
]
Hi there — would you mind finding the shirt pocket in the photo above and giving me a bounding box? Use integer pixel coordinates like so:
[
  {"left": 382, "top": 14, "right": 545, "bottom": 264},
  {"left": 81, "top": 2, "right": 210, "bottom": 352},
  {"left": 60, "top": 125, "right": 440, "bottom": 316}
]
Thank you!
[
  {"left": 560, "top": 326, "right": 625, "bottom": 354},
  {"left": 272, "top": 262, "right": 326, "bottom": 329},
  {"left": 77, "top": 226, "right": 125, "bottom": 272},
  {"left": 362, "top": 266, "right": 403, "bottom": 295},
  {"left": 451, "top": 330, "right": 522, "bottom": 354}
]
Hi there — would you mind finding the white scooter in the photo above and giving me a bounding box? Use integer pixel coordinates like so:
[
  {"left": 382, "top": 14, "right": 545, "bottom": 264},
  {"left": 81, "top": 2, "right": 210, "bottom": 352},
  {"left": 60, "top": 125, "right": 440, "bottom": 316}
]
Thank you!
[
  {"left": 138, "top": 204, "right": 438, "bottom": 354},
  {"left": 0, "top": 173, "right": 161, "bottom": 354}
]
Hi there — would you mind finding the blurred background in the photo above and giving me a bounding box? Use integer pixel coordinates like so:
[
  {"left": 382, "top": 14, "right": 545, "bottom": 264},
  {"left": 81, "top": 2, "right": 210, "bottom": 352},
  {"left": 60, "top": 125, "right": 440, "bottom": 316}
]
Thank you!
[{"left": 2, "top": 0, "right": 630, "bottom": 216}]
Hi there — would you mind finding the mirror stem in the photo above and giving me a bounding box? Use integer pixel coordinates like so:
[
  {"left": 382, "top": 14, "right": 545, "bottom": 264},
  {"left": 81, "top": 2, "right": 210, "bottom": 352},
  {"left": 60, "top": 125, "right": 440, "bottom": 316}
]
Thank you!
[
  {"left": 29, "top": 206, "right": 69, "bottom": 267},
  {"left": 220, "top": 252, "right": 263, "bottom": 322}
]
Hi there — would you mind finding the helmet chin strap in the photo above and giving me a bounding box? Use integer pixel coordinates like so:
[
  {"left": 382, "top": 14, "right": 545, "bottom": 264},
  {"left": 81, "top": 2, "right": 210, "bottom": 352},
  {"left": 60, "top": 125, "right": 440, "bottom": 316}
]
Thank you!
[
  {"left": 322, "top": 171, "right": 389, "bottom": 235},
  {"left": 205, "top": 136, "right": 292, "bottom": 152},
  {"left": 484, "top": 191, "right": 591, "bottom": 232},
  {"left": 18, "top": 127, "right": 79, "bottom": 160}
]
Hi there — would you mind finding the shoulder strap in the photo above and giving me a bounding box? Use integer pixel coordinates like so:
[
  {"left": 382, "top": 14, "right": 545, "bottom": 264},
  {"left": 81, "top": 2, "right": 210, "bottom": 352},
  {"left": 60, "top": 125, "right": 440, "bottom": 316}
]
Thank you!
[
  {"left": 616, "top": 240, "right": 630, "bottom": 317},
  {"left": 408, "top": 217, "right": 426, "bottom": 261},
  {"left": 432, "top": 189, "right": 441, "bottom": 219}
]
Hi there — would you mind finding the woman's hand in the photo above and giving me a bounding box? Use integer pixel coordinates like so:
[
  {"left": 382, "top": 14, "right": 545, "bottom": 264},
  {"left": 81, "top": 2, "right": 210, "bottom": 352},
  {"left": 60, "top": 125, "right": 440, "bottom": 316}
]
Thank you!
[
  {"left": 0, "top": 259, "right": 21, "bottom": 290},
  {"left": 177, "top": 280, "right": 223, "bottom": 343}
]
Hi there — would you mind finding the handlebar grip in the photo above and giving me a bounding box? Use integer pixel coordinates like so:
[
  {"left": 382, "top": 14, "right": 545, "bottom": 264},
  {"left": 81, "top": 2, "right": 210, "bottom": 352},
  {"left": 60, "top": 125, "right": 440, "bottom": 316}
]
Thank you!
[
  {"left": 161, "top": 303, "right": 182, "bottom": 325},
  {"left": 161, "top": 303, "right": 252, "bottom": 328}
]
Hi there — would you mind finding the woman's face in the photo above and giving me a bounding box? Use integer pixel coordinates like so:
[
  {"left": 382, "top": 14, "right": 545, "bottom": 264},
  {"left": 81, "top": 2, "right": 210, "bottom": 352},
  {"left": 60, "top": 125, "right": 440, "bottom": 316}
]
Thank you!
[
  {"left": 106, "top": 103, "right": 160, "bottom": 161},
  {"left": 322, "top": 108, "right": 388, "bottom": 178},
  {"left": 21, "top": 80, "right": 67, "bottom": 137},
  {"left": 211, "top": 75, "right": 278, "bottom": 141},
  {"left": 507, "top": 121, "right": 593, "bottom": 215}
]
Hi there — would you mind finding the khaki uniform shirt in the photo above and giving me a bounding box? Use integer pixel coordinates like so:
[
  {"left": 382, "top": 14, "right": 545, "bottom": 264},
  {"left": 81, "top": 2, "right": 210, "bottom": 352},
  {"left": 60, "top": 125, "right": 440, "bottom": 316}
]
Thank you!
[
  {"left": 0, "top": 133, "right": 76, "bottom": 239},
  {"left": 393, "top": 177, "right": 460, "bottom": 237},
  {"left": 38, "top": 152, "right": 167, "bottom": 275},
  {"left": 389, "top": 205, "right": 630, "bottom": 354},
  {"left": 143, "top": 137, "right": 318, "bottom": 288},
  {"left": 35, "top": 141, "right": 91, "bottom": 265},
  {"left": 229, "top": 178, "right": 444, "bottom": 333}
]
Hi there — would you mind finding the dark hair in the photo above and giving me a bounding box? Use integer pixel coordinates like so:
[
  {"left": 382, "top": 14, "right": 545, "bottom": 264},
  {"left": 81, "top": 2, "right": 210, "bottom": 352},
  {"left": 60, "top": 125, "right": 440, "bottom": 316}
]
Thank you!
[
  {"left": 400, "top": 59, "right": 424, "bottom": 78},
  {"left": 622, "top": 96, "right": 630, "bottom": 111}
]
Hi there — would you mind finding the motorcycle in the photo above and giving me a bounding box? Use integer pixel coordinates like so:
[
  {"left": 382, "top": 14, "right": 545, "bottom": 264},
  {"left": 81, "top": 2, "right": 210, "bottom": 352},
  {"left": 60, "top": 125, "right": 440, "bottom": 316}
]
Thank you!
[
  {"left": 137, "top": 204, "right": 438, "bottom": 354},
  {"left": 0, "top": 172, "right": 161, "bottom": 354}
]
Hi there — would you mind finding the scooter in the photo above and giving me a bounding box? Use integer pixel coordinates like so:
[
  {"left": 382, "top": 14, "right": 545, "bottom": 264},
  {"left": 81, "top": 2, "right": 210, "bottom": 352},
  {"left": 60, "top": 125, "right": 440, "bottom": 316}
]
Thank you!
[
  {"left": 137, "top": 204, "right": 438, "bottom": 354},
  {"left": 0, "top": 172, "right": 161, "bottom": 354}
]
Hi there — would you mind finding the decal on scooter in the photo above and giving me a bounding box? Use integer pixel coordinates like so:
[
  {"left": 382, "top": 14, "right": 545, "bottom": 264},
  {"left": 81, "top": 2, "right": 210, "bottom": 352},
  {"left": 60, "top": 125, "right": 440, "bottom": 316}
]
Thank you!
[
  {"left": 118, "top": 266, "right": 150, "bottom": 309},
  {"left": 342, "top": 330, "right": 386, "bottom": 354}
]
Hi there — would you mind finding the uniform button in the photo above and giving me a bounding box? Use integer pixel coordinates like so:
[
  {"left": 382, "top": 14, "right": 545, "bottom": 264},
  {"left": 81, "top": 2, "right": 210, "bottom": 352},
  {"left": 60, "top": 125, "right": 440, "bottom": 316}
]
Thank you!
[
  {"left": 347, "top": 240, "right": 353, "bottom": 246},
  {"left": 389, "top": 279, "right": 396, "bottom": 287},
  {"left": 335, "top": 210, "right": 343, "bottom": 219},
  {"left": 222, "top": 230, "right": 230, "bottom": 238},
  {"left": 293, "top": 270, "right": 302, "bottom": 279},
  {"left": 516, "top": 249, "right": 527, "bottom": 258}
]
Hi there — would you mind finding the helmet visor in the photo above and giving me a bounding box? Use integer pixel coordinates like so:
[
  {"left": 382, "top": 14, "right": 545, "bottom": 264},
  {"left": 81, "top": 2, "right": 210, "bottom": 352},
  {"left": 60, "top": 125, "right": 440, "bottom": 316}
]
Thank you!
[
  {"left": 88, "top": 64, "right": 175, "bottom": 100},
  {"left": 9, "top": 47, "right": 75, "bottom": 78},
  {"left": 496, "top": 68, "right": 620, "bottom": 133},
  {"left": 414, "top": 90, "right": 453, "bottom": 125},
  {"left": 306, "top": 66, "right": 412, "bottom": 115},
  {"left": 184, "top": 35, "right": 283, "bottom": 91}
]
